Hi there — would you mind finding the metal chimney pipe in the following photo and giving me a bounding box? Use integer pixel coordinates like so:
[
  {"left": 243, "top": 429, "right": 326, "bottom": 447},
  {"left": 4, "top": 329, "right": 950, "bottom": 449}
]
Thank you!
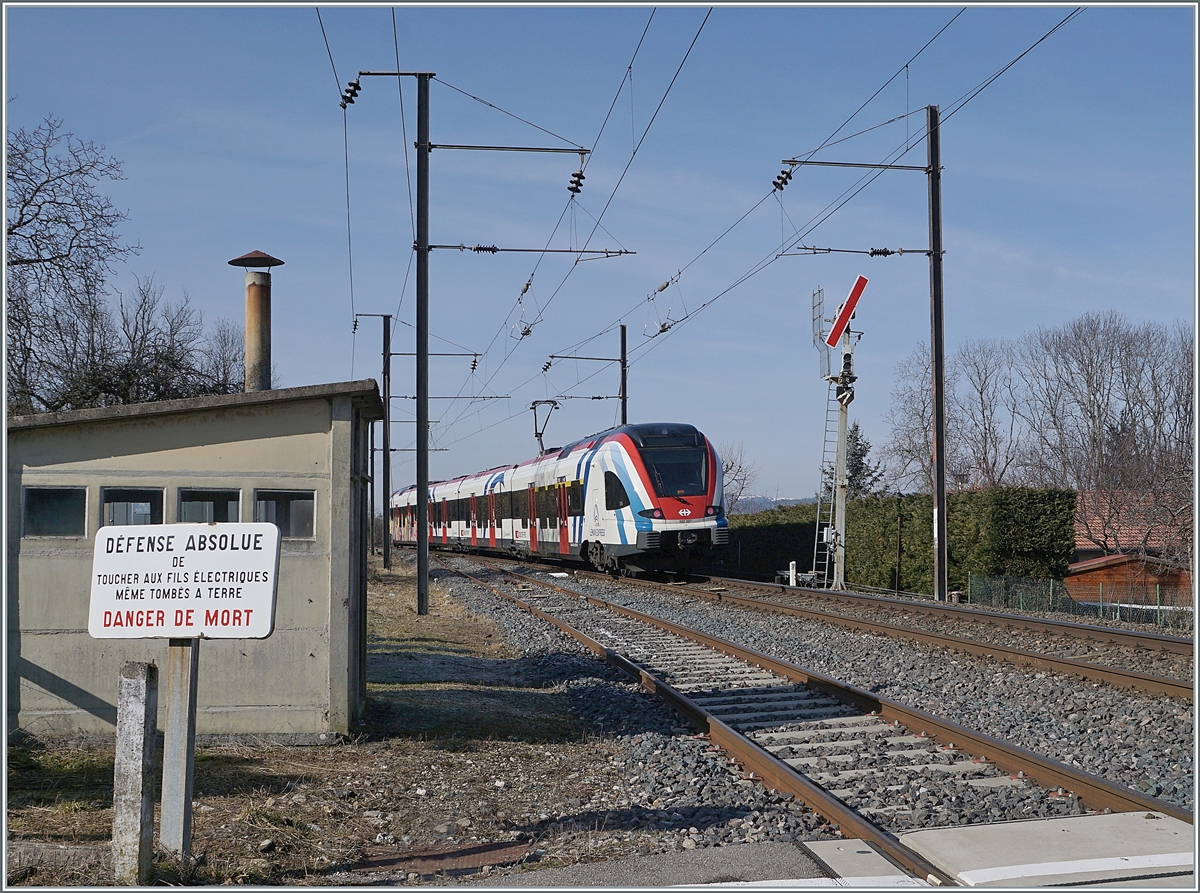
[
  {"left": 227, "top": 250, "right": 285, "bottom": 392},
  {"left": 244, "top": 271, "right": 271, "bottom": 392}
]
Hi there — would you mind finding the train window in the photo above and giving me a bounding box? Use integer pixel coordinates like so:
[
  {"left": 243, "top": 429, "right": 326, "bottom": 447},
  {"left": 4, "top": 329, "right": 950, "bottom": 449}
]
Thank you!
[
  {"left": 640, "top": 447, "right": 707, "bottom": 497},
  {"left": 23, "top": 487, "right": 87, "bottom": 537},
  {"left": 604, "top": 472, "right": 630, "bottom": 510},
  {"left": 538, "top": 487, "right": 556, "bottom": 527},
  {"left": 568, "top": 481, "right": 583, "bottom": 516}
]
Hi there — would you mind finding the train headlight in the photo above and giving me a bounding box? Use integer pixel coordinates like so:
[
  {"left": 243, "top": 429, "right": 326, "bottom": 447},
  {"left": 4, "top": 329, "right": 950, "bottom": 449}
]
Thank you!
[
  {"left": 705, "top": 505, "right": 723, "bottom": 517},
  {"left": 637, "top": 508, "right": 664, "bottom": 519}
]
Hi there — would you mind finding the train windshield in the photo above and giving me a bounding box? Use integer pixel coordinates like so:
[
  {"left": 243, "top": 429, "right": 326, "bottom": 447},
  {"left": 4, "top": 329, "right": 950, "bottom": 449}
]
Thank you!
[{"left": 640, "top": 446, "right": 708, "bottom": 497}]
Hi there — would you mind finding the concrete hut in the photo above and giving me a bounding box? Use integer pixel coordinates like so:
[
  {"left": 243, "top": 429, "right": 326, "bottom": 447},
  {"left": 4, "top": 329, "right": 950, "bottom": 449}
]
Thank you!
[{"left": 7, "top": 380, "right": 383, "bottom": 739}]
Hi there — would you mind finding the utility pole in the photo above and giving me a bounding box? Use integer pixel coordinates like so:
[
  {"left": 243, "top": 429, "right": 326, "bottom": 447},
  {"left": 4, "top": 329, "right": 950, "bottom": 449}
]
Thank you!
[
  {"left": 786, "top": 103, "right": 948, "bottom": 601},
  {"left": 382, "top": 314, "right": 392, "bottom": 570},
  {"left": 356, "top": 314, "right": 394, "bottom": 569},
  {"left": 415, "top": 73, "right": 430, "bottom": 614},
  {"left": 546, "top": 324, "right": 628, "bottom": 424},
  {"left": 927, "top": 105, "right": 948, "bottom": 603},
  {"left": 620, "top": 324, "right": 628, "bottom": 425},
  {"left": 369, "top": 423, "right": 376, "bottom": 555},
  {"left": 346, "top": 69, "right": 603, "bottom": 616}
]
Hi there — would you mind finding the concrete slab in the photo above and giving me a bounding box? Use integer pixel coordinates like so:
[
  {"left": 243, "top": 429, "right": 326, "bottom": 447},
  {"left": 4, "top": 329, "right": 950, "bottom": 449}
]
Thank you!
[
  {"left": 899, "top": 811, "right": 1194, "bottom": 887},
  {"left": 461, "top": 841, "right": 829, "bottom": 887},
  {"left": 799, "top": 840, "right": 928, "bottom": 887}
]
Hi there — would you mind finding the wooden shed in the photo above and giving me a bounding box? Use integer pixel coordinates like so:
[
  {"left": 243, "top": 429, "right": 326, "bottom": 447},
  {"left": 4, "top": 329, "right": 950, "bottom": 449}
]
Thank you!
[{"left": 1064, "top": 553, "right": 1192, "bottom": 606}]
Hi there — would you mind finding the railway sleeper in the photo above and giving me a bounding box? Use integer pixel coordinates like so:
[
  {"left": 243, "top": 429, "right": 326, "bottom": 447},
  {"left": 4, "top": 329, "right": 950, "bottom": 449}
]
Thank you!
[
  {"left": 727, "top": 707, "right": 858, "bottom": 730},
  {"left": 761, "top": 733, "right": 930, "bottom": 753},
  {"left": 764, "top": 736, "right": 939, "bottom": 754},
  {"left": 802, "top": 760, "right": 1007, "bottom": 786},
  {"left": 697, "top": 691, "right": 841, "bottom": 708},
  {"left": 782, "top": 749, "right": 963, "bottom": 769},
  {"left": 661, "top": 673, "right": 784, "bottom": 691},
  {"left": 690, "top": 686, "right": 835, "bottom": 706},
  {"left": 702, "top": 702, "right": 846, "bottom": 724}
]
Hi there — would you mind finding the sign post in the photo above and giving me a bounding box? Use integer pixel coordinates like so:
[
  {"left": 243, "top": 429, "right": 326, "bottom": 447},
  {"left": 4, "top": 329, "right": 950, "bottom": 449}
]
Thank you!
[
  {"left": 160, "top": 638, "right": 199, "bottom": 856},
  {"left": 90, "top": 522, "right": 281, "bottom": 857}
]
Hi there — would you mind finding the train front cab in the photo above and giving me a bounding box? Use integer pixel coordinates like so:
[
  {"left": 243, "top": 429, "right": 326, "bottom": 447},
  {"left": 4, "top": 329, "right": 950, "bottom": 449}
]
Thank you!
[{"left": 584, "top": 423, "right": 728, "bottom": 571}]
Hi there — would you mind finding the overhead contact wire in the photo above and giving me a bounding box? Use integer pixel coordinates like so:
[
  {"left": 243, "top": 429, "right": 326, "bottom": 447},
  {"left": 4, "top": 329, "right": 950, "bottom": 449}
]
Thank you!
[
  {"left": 317, "top": 7, "right": 360, "bottom": 376},
  {"left": 390, "top": 7, "right": 417, "bottom": 338},
  {"left": 611, "top": 8, "right": 1087, "bottom": 369},
  {"left": 454, "top": 7, "right": 657, "bottom": 397},
  {"left": 435, "top": 8, "right": 663, "bottom": 438},
  {"left": 549, "top": 9, "right": 964, "bottom": 363}
]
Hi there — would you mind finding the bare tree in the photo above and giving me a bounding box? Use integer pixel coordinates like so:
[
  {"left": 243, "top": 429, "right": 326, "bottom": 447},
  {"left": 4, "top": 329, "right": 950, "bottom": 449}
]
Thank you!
[
  {"left": 949, "top": 337, "right": 1026, "bottom": 488},
  {"left": 7, "top": 117, "right": 246, "bottom": 413},
  {"left": 200, "top": 317, "right": 246, "bottom": 393},
  {"left": 1018, "top": 312, "right": 1193, "bottom": 565},
  {"left": 6, "top": 115, "right": 139, "bottom": 299},
  {"left": 883, "top": 313, "right": 1192, "bottom": 569},
  {"left": 6, "top": 116, "right": 140, "bottom": 414},
  {"left": 718, "top": 441, "right": 760, "bottom": 514},
  {"left": 881, "top": 343, "right": 963, "bottom": 493}
]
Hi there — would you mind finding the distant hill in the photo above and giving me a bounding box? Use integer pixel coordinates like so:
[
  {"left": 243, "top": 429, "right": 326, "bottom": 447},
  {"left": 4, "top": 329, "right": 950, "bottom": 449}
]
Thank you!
[{"left": 730, "top": 495, "right": 817, "bottom": 515}]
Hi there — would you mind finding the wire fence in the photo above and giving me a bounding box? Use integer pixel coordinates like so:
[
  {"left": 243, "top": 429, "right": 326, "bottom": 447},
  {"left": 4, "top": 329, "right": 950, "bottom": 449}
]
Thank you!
[{"left": 966, "top": 573, "right": 1193, "bottom": 633}]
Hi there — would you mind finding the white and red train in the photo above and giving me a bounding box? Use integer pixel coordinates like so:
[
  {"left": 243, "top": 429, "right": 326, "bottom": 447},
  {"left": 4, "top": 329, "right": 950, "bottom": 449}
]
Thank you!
[{"left": 390, "top": 422, "right": 728, "bottom": 572}]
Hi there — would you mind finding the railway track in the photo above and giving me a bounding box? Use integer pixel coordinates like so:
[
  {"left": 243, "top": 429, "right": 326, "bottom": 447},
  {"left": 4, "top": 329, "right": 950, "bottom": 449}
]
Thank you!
[
  {"left": 438, "top": 554, "right": 1193, "bottom": 886},
  {"left": 706, "top": 574, "right": 1193, "bottom": 656},
  {"left": 553, "top": 564, "right": 1193, "bottom": 700}
]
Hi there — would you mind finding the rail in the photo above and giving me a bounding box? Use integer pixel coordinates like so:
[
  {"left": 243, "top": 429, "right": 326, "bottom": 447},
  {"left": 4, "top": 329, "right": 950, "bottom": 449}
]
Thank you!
[{"left": 440, "top": 555, "right": 1193, "bottom": 885}]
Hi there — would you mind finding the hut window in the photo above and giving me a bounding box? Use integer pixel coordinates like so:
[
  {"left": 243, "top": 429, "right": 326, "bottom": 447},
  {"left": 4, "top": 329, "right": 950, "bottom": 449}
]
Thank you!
[
  {"left": 255, "top": 490, "right": 315, "bottom": 538},
  {"left": 179, "top": 489, "right": 240, "bottom": 523},
  {"left": 102, "top": 488, "right": 164, "bottom": 526},
  {"left": 22, "top": 487, "right": 87, "bottom": 537}
]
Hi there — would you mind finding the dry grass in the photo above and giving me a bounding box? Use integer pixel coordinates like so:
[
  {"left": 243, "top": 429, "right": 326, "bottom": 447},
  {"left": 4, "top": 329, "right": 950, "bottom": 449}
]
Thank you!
[{"left": 6, "top": 555, "right": 616, "bottom": 886}]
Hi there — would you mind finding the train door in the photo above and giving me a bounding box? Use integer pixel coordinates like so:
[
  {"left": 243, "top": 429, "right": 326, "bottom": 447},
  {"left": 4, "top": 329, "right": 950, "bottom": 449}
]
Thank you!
[
  {"left": 487, "top": 491, "right": 497, "bottom": 548},
  {"left": 440, "top": 497, "right": 448, "bottom": 544},
  {"left": 557, "top": 483, "right": 569, "bottom": 554},
  {"left": 527, "top": 484, "right": 538, "bottom": 553},
  {"left": 469, "top": 494, "right": 478, "bottom": 548}
]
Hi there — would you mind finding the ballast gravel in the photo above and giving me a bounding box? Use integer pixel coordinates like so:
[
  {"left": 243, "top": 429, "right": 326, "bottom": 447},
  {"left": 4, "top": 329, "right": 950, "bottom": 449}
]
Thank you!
[
  {"left": 440, "top": 558, "right": 1193, "bottom": 819},
  {"left": 417, "top": 564, "right": 840, "bottom": 873},
  {"left": 562, "top": 570, "right": 1195, "bottom": 812},
  {"left": 716, "top": 586, "right": 1193, "bottom": 680}
]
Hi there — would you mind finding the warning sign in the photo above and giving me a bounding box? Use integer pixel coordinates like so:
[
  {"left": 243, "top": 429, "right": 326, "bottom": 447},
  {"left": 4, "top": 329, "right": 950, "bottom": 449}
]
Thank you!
[{"left": 88, "top": 523, "right": 280, "bottom": 639}]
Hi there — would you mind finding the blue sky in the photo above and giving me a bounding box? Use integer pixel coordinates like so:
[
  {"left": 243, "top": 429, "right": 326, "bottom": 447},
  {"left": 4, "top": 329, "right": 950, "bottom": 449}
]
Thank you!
[{"left": 5, "top": 4, "right": 1195, "bottom": 502}]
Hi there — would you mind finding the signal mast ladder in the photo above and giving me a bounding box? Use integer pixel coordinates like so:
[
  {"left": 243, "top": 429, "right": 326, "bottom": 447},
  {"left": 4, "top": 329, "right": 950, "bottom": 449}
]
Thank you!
[{"left": 811, "top": 377, "right": 839, "bottom": 587}]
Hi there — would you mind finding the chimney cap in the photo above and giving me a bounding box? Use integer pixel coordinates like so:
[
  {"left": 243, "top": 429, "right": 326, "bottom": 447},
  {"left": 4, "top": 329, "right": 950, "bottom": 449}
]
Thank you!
[{"left": 228, "top": 250, "right": 285, "bottom": 268}]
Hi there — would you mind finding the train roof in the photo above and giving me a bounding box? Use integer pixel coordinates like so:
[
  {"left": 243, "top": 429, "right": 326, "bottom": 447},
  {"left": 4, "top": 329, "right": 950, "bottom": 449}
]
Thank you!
[
  {"left": 558, "top": 422, "right": 702, "bottom": 457},
  {"left": 391, "top": 422, "right": 706, "bottom": 498}
]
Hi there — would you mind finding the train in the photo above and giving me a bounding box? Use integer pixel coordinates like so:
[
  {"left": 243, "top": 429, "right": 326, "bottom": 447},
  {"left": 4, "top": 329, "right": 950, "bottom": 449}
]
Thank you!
[{"left": 390, "top": 422, "right": 728, "bottom": 573}]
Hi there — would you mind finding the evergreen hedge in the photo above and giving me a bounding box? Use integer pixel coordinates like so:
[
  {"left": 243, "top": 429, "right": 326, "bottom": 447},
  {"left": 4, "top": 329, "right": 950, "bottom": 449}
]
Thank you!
[
  {"left": 724, "top": 503, "right": 817, "bottom": 581},
  {"left": 727, "top": 487, "right": 1075, "bottom": 593}
]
